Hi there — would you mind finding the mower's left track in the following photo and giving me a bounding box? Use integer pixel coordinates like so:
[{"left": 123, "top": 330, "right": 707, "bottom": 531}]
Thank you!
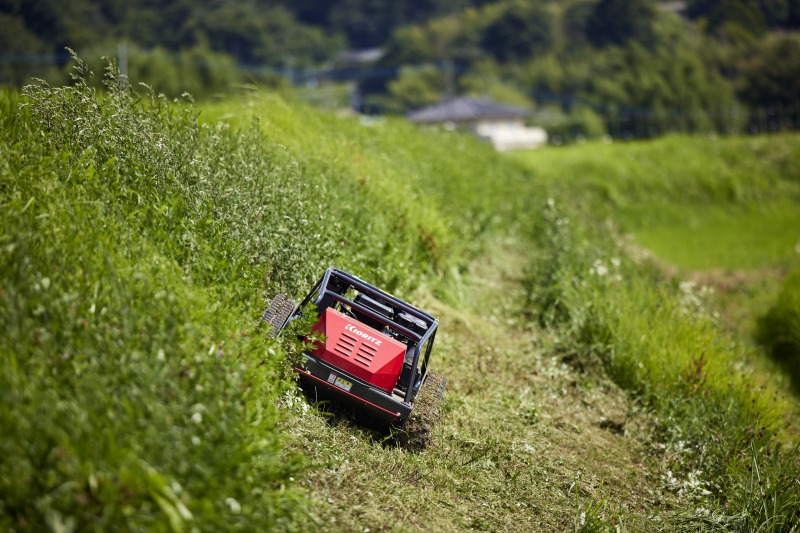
[{"left": 263, "top": 293, "right": 296, "bottom": 338}]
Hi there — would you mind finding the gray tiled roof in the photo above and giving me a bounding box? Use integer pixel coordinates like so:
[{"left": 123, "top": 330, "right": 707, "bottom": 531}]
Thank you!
[{"left": 406, "top": 97, "right": 531, "bottom": 123}]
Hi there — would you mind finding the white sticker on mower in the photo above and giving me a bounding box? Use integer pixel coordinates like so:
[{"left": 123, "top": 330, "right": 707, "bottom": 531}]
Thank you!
[{"left": 328, "top": 372, "right": 353, "bottom": 392}]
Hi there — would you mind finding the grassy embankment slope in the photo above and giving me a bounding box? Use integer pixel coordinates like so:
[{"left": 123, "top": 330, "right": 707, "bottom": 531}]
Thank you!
[
  {"left": 2, "top": 61, "right": 798, "bottom": 531},
  {"left": 204, "top": 93, "right": 800, "bottom": 530},
  {"left": 201, "top": 93, "right": 682, "bottom": 530}
]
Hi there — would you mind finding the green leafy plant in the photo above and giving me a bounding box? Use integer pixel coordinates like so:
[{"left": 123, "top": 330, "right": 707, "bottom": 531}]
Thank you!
[{"left": 1, "top": 53, "right": 319, "bottom": 530}]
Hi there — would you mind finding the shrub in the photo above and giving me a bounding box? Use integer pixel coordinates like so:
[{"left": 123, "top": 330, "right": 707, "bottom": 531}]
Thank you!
[
  {"left": 758, "top": 269, "right": 800, "bottom": 386},
  {"left": 1, "top": 54, "right": 318, "bottom": 531}
]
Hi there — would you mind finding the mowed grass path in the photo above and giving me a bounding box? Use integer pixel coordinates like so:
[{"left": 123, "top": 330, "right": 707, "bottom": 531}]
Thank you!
[{"left": 286, "top": 241, "right": 678, "bottom": 531}]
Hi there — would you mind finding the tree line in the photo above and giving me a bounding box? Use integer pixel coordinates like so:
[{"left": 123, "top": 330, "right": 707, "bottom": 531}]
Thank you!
[
  {"left": 362, "top": 0, "right": 800, "bottom": 137},
  {"left": 1, "top": 0, "right": 798, "bottom": 138}
]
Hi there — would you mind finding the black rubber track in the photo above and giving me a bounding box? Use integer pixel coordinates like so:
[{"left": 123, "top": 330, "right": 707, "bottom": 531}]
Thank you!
[
  {"left": 262, "top": 294, "right": 296, "bottom": 338},
  {"left": 397, "top": 371, "right": 447, "bottom": 452}
]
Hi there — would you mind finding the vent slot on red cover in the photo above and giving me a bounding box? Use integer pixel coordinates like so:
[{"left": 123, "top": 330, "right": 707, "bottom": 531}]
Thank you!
[
  {"left": 355, "top": 344, "right": 377, "bottom": 367},
  {"left": 335, "top": 334, "right": 356, "bottom": 358}
]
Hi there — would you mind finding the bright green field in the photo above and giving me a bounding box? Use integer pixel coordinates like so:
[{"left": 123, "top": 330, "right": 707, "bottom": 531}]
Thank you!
[
  {"left": 633, "top": 202, "right": 800, "bottom": 271},
  {"left": 511, "top": 134, "right": 800, "bottom": 272}
]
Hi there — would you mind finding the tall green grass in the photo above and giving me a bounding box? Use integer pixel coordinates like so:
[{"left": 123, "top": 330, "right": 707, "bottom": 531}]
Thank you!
[
  {"left": 0, "top": 54, "right": 463, "bottom": 530},
  {"left": 200, "top": 91, "right": 538, "bottom": 271},
  {"left": 1, "top": 57, "right": 315, "bottom": 531}
]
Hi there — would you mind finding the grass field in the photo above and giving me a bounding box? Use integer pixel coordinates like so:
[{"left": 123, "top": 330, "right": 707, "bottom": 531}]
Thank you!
[
  {"left": 633, "top": 202, "right": 800, "bottom": 271},
  {"left": 511, "top": 134, "right": 800, "bottom": 271},
  {"left": 512, "top": 132, "right": 800, "bottom": 378},
  {"left": 2, "top": 60, "right": 799, "bottom": 531}
]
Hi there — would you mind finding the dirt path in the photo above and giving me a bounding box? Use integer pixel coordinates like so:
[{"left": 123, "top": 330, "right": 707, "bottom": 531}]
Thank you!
[{"left": 287, "top": 239, "right": 681, "bottom": 531}]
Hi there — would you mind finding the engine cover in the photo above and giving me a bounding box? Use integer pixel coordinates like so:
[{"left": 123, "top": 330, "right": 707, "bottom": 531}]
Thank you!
[{"left": 309, "top": 308, "right": 406, "bottom": 392}]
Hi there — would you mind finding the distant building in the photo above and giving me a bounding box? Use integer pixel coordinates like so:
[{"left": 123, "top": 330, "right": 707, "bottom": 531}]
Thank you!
[
  {"left": 406, "top": 97, "right": 548, "bottom": 151},
  {"left": 657, "top": 1, "right": 687, "bottom": 15},
  {"left": 336, "top": 48, "right": 385, "bottom": 65}
]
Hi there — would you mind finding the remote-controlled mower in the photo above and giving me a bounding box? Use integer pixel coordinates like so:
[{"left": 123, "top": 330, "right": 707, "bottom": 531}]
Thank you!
[{"left": 264, "top": 268, "right": 447, "bottom": 450}]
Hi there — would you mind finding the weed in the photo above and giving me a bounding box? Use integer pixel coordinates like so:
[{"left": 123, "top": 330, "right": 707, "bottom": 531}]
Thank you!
[{"left": 572, "top": 484, "right": 618, "bottom": 533}]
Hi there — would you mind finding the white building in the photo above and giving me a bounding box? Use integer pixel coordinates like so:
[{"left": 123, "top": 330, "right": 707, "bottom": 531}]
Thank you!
[{"left": 406, "top": 97, "right": 548, "bottom": 151}]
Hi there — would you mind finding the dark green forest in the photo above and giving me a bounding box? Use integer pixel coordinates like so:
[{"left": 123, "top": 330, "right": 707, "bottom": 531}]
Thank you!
[{"left": 2, "top": 0, "right": 799, "bottom": 138}]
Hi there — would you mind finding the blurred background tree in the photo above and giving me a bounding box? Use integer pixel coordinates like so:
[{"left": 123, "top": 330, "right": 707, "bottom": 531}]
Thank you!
[
  {"left": 481, "top": 2, "right": 556, "bottom": 61},
  {"left": 586, "top": 0, "right": 658, "bottom": 48},
  {"left": 0, "top": 0, "right": 798, "bottom": 137}
]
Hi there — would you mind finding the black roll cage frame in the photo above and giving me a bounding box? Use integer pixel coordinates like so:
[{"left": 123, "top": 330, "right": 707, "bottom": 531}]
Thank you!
[{"left": 291, "top": 267, "right": 439, "bottom": 405}]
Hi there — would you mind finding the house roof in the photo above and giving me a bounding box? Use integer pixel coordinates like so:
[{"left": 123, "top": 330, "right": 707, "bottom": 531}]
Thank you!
[
  {"left": 406, "top": 97, "right": 531, "bottom": 124},
  {"left": 336, "top": 48, "right": 384, "bottom": 65}
]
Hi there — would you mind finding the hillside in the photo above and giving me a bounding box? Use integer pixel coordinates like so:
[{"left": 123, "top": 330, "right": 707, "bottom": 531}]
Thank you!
[
  {"left": 1, "top": 62, "right": 799, "bottom": 531},
  {"left": 511, "top": 137, "right": 800, "bottom": 414}
]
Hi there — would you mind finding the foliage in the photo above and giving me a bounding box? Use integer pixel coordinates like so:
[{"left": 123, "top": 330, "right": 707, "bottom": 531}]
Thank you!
[
  {"left": 0, "top": 10, "right": 64, "bottom": 86},
  {"left": 0, "top": 52, "right": 467, "bottom": 529},
  {"left": 758, "top": 269, "right": 800, "bottom": 389},
  {"left": 283, "top": 0, "right": 487, "bottom": 49},
  {"left": 188, "top": 3, "right": 344, "bottom": 67},
  {"left": 585, "top": 0, "right": 658, "bottom": 48},
  {"left": 740, "top": 33, "right": 800, "bottom": 109},
  {"left": 569, "top": 105, "right": 606, "bottom": 139},
  {"left": 686, "top": 0, "right": 800, "bottom": 30},
  {"left": 577, "top": 26, "right": 738, "bottom": 135},
  {"left": 387, "top": 65, "right": 445, "bottom": 111},
  {"left": 480, "top": 2, "right": 556, "bottom": 61},
  {"left": 459, "top": 61, "right": 535, "bottom": 109},
  {"left": 2, "top": 0, "right": 800, "bottom": 138},
  {"left": 0, "top": 0, "right": 343, "bottom": 87}
]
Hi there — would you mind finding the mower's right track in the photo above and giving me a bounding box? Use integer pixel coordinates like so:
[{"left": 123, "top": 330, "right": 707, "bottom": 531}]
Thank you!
[{"left": 397, "top": 371, "right": 447, "bottom": 452}]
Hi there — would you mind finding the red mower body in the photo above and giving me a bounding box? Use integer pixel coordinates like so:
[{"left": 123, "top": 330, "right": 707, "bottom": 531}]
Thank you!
[
  {"left": 309, "top": 308, "right": 406, "bottom": 392},
  {"left": 266, "top": 268, "right": 441, "bottom": 425}
]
